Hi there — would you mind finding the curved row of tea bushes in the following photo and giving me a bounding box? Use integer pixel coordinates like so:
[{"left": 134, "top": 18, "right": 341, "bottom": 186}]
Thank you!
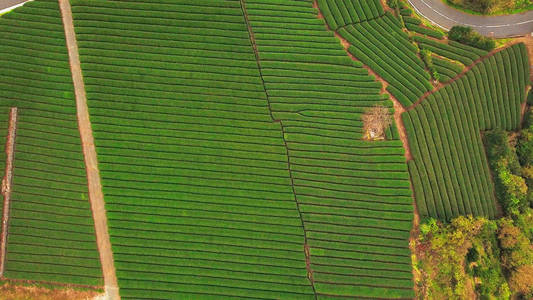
[
  {"left": 317, "top": 0, "right": 384, "bottom": 29},
  {"left": 404, "top": 44, "right": 529, "bottom": 220}
]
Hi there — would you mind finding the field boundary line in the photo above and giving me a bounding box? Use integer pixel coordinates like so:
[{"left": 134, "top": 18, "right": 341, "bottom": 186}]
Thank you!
[
  {"left": 0, "top": 107, "right": 18, "bottom": 278},
  {"left": 239, "top": 1, "right": 318, "bottom": 298},
  {"left": 58, "top": 0, "right": 119, "bottom": 298}
]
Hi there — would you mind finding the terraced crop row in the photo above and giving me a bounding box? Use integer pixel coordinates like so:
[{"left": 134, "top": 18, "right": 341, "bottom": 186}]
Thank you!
[
  {"left": 0, "top": 0, "right": 102, "bottom": 286},
  {"left": 247, "top": 0, "right": 414, "bottom": 299},
  {"left": 404, "top": 44, "right": 530, "bottom": 220},
  {"left": 433, "top": 56, "right": 463, "bottom": 83},
  {"left": 414, "top": 35, "right": 489, "bottom": 66},
  {"left": 405, "top": 23, "right": 444, "bottom": 39},
  {"left": 71, "top": 0, "right": 316, "bottom": 298},
  {"left": 337, "top": 13, "right": 432, "bottom": 106},
  {"left": 317, "top": 0, "right": 384, "bottom": 29}
]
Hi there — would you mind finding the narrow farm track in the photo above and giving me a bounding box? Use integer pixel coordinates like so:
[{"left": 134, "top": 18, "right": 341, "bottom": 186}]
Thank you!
[
  {"left": 0, "top": 108, "right": 17, "bottom": 277},
  {"left": 58, "top": 0, "right": 119, "bottom": 298},
  {"left": 240, "top": 0, "right": 318, "bottom": 297},
  {"left": 313, "top": 0, "right": 413, "bottom": 161}
]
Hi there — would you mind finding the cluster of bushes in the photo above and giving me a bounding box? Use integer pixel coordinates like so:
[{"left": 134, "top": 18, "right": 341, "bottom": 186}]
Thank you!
[
  {"left": 449, "top": 25, "right": 496, "bottom": 51},
  {"left": 416, "top": 214, "right": 533, "bottom": 299},
  {"left": 420, "top": 49, "right": 439, "bottom": 81},
  {"left": 485, "top": 123, "right": 533, "bottom": 216},
  {"left": 417, "top": 216, "right": 510, "bottom": 299},
  {"left": 484, "top": 130, "right": 528, "bottom": 215}
]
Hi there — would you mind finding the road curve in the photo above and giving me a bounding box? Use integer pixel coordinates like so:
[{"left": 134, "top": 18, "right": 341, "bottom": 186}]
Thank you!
[
  {"left": 407, "top": 0, "right": 533, "bottom": 38},
  {"left": 0, "top": 0, "right": 30, "bottom": 14}
]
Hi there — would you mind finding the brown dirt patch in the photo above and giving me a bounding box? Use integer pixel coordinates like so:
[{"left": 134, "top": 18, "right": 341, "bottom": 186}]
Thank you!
[{"left": 0, "top": 281, "right": 102, "bottom": 300}]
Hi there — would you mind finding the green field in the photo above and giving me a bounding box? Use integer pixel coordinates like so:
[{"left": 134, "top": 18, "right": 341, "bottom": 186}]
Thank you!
[
  {"left": 404, "top": 44, "right": 530, "bottom": 220},
  {"left": 0, "top": 0, "right": 102, "bottom": 286},
  {"left": 0, "top": 0, "right": 530, "bottom": 298},
  {"left": 71, "top": 0, "right": 314, "bottom": 298},
  {"left": 247, "top": 0, "right": 414, "bottom": 298}
]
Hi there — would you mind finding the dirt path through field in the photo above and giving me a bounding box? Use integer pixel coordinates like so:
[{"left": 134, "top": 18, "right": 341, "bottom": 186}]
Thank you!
[
  {"left": 58, "top": 0, "right": 119, "bottom": 299},
  {"left": 0, "top": 108, "right": 17, "bottom": 277}
]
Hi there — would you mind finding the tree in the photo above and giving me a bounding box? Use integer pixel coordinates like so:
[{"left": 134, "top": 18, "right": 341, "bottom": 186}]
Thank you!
[{"left": 362, "top": 105, "right": 392, "bottom": 140}]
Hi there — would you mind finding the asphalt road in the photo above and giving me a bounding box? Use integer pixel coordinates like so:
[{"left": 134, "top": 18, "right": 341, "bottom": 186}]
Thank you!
[
  {"left": 407, "top": 0, "right": 533, "bottom": 38},
  {"left": 0, "top": 0, "right": 29, "bottom": 12}
]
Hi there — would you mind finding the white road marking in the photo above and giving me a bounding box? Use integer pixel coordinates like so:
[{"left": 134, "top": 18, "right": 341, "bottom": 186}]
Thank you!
[
  {"left": 0, "top": 0, "right": 33, "bottom": 15},
  {"left": 407, "top": 0, "right": 533, "bottom": 31}
]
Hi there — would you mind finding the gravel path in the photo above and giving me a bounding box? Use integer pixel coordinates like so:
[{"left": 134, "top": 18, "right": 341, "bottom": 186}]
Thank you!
[{"left": 408, "top": 0, "right": 533, "bottom": 37}]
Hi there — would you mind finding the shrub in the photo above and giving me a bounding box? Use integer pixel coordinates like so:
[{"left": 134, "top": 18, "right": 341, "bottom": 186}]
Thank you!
[
  {"left": 448, "top": 25, "right": 496, "bottom": 51},
  {"left": 517, "top": 126, "right": 533, "bottom": 166},
  {"left": 387, "top": 0, "right": 398, "bottom": 8}
]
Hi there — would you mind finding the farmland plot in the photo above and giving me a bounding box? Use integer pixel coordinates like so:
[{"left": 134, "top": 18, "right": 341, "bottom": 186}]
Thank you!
[
  {"left": 404, "top": 44, "right": 530, "bottom": 220},
  {"left": 317, "top": 0, "right": 432, "bottom": 106},
  {"left": 0, "top": 0, "right": 102, "bottom": 286},
  {"left": 246, "top": 0, "right": 415, "bottom": 298},
  {"left": 71, "top": 0, "right": 315, "bottom": 298},
  {"left": 317, "top": 0, "right": 384, "bottom": 29}
]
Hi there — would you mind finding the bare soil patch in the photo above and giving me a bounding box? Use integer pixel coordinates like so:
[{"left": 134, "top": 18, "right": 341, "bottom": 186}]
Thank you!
[{"left": 0, "top": 281, "right": 102, "bottom": 300}]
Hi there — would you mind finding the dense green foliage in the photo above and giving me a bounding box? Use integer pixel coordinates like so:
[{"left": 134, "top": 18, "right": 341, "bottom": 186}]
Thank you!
[
  {"left": 414, "top": 35, "right": 488, "bottom": 66},
  {"left": 416, "top": 216, "right": 510, "bottom": 299},
  {"left": 485, "top": 129, "right": 529, "bottom": 215},
  {"left": 0, "top": 0, "right": 102, "bottom": 286},
  {"left": 404, "top": 44, "right": 530, "bottom": 220},
  {"left": 317, "top": 0, "right": 384, "bottom": 29},
  {"left": 449, "top": 26, "right": 496, "bottom": 51},
  {"left": 406, "top": 23, "right": 445, "bottom": 39}
]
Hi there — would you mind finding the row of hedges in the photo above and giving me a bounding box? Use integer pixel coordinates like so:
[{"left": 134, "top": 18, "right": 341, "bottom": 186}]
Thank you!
[
  {"left": 317, "top": 0, "right": 384, "bottom": 29},
  {"left": 337, "top": 14, "right": 432, "bottom": 106}
]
